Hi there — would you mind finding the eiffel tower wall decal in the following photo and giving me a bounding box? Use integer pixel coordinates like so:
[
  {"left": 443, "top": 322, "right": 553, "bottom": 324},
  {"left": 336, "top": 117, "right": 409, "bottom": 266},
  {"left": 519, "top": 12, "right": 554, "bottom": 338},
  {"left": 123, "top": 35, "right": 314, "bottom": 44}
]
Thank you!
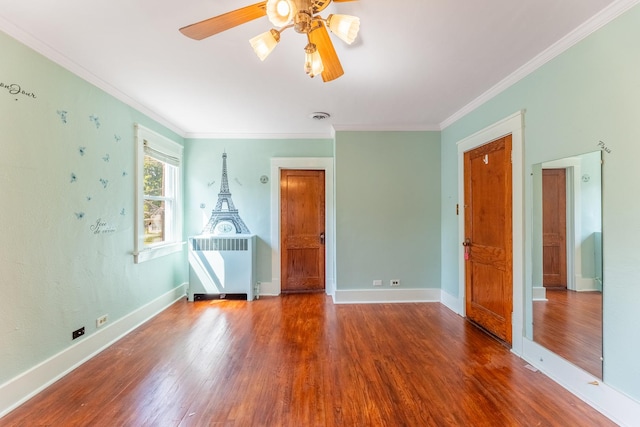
[{"left": 202, "top": 152, "right": 250, "bottom": 235}]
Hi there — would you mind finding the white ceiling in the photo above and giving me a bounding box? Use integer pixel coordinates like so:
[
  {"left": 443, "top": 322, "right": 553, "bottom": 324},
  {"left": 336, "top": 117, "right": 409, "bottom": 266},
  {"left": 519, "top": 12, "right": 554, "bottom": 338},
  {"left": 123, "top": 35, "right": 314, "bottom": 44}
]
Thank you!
[{"left": 0, "top": 0, "right": 622, "bottom": 138}]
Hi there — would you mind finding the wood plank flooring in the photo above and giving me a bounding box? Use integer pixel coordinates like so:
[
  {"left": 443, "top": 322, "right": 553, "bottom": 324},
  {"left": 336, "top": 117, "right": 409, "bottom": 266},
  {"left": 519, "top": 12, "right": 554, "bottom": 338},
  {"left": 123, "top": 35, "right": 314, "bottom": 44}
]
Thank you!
[
  {"left": 533, "top": 289, "right": 603, "bottom": 378},
  {"left": 2, "top": 294, "right": 614, "bottom": 426}
]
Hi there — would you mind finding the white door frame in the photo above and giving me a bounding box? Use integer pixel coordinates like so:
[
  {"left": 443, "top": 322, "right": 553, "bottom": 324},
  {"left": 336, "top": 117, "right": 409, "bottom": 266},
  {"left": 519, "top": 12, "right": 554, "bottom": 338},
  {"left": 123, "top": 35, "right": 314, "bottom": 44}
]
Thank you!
[
  {"left": 268, "top": 157, "right": 335, "bottom": 296},
  {"left": 541, "top": 157, "right": 586, "bottom": 291},
  {"left": 456, "top": 111, "right": 525, "bottom": 356}
]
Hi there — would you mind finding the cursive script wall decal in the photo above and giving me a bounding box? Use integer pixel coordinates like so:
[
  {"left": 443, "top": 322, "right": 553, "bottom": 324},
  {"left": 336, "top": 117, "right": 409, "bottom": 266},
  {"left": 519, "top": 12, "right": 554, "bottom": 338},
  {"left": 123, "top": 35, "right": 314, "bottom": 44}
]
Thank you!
[{"left": 0, "top": 81, "right": 37, "bottom": 101}]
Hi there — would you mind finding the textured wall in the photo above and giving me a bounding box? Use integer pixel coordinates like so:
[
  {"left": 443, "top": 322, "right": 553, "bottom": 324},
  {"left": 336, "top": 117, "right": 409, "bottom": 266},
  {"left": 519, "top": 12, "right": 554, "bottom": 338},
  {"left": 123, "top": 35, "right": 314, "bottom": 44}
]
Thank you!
[{"left": 0, "top": 31, "right": 187, "bottom": 385}]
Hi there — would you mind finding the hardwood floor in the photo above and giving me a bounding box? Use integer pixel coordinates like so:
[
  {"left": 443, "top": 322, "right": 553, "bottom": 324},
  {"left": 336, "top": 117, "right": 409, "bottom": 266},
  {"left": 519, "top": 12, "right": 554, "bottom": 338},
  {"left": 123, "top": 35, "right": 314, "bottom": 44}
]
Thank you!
[
  {"left": 2, "top": 294, "right": 614, "bottom": 426},
  {"left": 533, "top": 289, "right": 603, "bottom": 378}
]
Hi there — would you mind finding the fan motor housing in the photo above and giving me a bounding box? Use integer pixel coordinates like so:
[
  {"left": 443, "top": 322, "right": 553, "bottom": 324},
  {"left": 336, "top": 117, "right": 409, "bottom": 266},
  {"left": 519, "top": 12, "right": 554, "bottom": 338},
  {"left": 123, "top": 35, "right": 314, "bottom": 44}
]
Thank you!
[{"left": 294, "top": 10, "right": 314, "bottom": 33}]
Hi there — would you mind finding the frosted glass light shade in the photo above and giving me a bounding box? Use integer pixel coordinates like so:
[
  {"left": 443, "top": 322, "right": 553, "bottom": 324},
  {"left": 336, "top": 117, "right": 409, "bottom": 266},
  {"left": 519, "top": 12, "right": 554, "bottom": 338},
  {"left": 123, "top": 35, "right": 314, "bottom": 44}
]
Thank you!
[
  {"left": 250, "top": 29, "right": 280, "bottom": 61},
  {"left": 327, "top": 14, "right": 360, "bottom": 44},
  {"left": 304, "top": 44, "right": 324, "bottom": 78},
  {"left": 266, "top": 0, "right": 296, "bottom": 27}
]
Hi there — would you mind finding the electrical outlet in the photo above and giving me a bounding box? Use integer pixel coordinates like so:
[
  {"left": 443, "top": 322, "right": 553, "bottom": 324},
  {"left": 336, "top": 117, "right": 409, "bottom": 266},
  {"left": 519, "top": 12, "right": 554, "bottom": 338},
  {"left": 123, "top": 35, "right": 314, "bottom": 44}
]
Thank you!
[
  {"left": 390, "top": 279, "right": 400, "bottom": 286},
  {"left": 72, "top": 327, "right": 85, "bottom": 340},
  {"left": 96, "top": 314, "right": 108, "bottom": 328},
  {"left": 373, "top": 279, "right": 383, "bottom": 287}
]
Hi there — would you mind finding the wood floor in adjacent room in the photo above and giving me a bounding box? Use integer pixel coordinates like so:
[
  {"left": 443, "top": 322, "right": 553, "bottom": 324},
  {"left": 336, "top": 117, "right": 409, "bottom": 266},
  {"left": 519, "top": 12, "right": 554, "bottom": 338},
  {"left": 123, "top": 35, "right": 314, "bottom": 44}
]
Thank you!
[{"left": 2, "top": 294, "right": 615, "bottom": 426}]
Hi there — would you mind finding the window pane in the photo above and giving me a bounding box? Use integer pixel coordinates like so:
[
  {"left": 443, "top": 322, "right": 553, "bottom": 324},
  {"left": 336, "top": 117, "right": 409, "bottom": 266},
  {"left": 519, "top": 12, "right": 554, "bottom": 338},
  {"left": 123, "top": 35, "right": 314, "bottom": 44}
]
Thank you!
[
  {"left": 144, "top": 199, "right": 165, "bottom": 244},
  {"left": 144, "top": 156, "right": 165, "bottom": 197}
]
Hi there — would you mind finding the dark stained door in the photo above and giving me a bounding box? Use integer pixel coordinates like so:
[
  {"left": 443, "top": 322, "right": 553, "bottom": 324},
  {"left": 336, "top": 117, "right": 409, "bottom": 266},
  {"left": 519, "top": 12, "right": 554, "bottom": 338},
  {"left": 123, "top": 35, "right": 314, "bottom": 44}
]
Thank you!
[
  {"left": 464, "top": 135, "right": 513, "bottom": 345},
  {"left": 542, "top": 168, "right": 567, "bottom": 288},
  {"left": 280, "top": 170, "right": 325, "bottom": 293}
]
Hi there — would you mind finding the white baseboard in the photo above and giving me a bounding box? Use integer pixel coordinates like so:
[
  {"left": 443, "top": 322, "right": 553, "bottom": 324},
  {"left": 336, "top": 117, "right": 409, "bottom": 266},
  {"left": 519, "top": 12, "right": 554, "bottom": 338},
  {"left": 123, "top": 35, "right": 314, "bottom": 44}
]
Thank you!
[
  {"left": 257, "top": 280, "right": 335, "bottom": 299},
  {"left": 0, "top": 283, "right": 187, "bottom": 418},
  {"left": 332, "top": 288, "right": 440, "bottom": 304},
  {"left": 522, "top": 338, "right": 640, "bottom": 426},
  {"left": 576, "top": 275, "right": 599, "bottom": 292},
  {"left": 440, "top": 289, "right": 463, "bottom": 315},
  {"left": 258, "top": 281, "right": 279, "bottom": 297},
  {"left": 533, "top": 286, "right": 547, "bottom": 301}
]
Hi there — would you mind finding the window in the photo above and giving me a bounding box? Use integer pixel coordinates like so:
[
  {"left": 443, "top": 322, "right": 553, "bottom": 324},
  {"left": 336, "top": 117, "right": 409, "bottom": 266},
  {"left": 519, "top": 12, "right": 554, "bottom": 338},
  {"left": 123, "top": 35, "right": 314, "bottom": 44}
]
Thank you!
[{"left": 134, "top": 124, "right": 184, "bottom": 263}]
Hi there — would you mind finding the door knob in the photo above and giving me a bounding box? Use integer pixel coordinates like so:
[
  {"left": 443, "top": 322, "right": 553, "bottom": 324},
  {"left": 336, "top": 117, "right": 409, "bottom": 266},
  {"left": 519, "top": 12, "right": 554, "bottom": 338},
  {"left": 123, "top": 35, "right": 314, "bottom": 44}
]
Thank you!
[
  {"left": 462, "top": 238, "right": 471, "bottom": 260},
  {"left": 320, "top": 232, "right": 325, "bottom": 244}
]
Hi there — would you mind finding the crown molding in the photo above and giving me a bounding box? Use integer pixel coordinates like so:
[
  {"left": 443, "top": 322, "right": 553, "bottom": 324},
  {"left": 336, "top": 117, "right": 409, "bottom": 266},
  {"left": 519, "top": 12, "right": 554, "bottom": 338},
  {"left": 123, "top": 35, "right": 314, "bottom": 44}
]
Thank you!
[
  {"left": 183, "top": 131, "right": 334, "bottom": 140},
  {"left": 332, "top": 124, "right": 441, "bottom": 132},
  {"left": 440, "top": 0, "right": 640, "bottom": 130},
  {"left": 0, "top": 17, "right": 187, "bottom": 138}
]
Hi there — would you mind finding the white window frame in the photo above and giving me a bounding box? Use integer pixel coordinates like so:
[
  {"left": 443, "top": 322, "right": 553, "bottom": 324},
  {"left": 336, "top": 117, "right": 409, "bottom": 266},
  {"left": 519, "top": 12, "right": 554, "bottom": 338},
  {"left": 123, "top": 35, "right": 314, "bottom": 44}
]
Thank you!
[{"left": 134, "top": 124, "right": 184, "bottom": 263}]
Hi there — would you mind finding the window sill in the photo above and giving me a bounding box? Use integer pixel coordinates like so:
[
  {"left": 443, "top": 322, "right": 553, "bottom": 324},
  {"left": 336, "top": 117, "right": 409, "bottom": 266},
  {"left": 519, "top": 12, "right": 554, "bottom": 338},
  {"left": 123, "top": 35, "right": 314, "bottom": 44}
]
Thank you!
[{"left": 134, "top": 241, "right": 186, "bottom": 264}]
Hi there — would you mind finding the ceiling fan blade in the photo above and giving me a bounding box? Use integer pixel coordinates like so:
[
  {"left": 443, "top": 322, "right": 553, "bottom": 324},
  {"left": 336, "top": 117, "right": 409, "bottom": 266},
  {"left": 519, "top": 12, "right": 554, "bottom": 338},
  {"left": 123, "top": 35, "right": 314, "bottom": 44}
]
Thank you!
[
  {"left": 308, "top": 23, "right": 344, "bottom": 82},
  {"left": 179, "top": 2, "right": 267, "bottom": 40}
]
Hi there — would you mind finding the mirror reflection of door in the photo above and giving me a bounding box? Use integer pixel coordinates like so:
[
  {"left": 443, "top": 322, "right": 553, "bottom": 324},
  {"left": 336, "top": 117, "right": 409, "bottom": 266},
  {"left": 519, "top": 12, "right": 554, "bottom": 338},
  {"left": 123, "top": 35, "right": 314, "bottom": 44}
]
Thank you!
[
  {"left": 532, "top": 151, "right": 603, "bottom": 379},
  {"left": 542, "top": 169, "right": 567, "bottom": 288}
]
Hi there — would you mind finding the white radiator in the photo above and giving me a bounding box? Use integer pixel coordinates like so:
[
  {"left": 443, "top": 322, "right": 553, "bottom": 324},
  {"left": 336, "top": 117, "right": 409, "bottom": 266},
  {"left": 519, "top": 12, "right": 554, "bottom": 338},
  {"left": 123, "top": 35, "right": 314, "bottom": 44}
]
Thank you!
[{"left": 188, "top": 234, "right": 257, "bottom": 301}]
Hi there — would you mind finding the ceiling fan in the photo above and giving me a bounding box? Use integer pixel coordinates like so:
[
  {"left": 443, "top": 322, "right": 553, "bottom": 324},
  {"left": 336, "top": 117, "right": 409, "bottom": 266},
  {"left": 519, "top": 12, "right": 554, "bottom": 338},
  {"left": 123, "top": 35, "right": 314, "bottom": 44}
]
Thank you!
[{"left": 179, "top": 0, "right": 360, "bottom": 82}]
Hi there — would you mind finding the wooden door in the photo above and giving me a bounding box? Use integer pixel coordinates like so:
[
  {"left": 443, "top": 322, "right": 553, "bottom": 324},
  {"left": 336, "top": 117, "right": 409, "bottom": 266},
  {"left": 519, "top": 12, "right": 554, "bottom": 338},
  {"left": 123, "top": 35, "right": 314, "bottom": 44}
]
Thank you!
[
  {"left": 542, "top": 169, "right": 567, "bottom": 288},
  {"left": 464, "top": 135, "right": 513, "bottom": 344},
  {"left": 280, "top": 170, "right": 325, "bottom": 293}
]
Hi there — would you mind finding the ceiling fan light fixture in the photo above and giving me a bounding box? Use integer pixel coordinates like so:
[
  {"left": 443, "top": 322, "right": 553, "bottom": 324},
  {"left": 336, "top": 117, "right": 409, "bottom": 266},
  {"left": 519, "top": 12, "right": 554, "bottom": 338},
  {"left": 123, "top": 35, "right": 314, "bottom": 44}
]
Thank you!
[
  {"left": 304, "top": 43, "right": 324, "bottom": 78},
  {"left": 326, "top": 14, "right": 360, "bottom": 45},
  {"left": 266, "top": 0, "right": 296, "bottom": 27},
  {"left": 250, "top": 29, "right": 281, "bottom": 61}
]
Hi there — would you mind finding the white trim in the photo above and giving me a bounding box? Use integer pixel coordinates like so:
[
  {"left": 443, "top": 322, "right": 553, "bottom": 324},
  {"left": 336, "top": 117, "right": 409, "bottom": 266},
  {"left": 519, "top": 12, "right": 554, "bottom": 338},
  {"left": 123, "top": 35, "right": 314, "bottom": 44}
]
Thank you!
[
  {"left": 575, "top": 275, "right": 599, "bottom": 292},
  {"left": 440, "top": 289, "right": 463, "bottom": 315},
  {"left": 0, "top": 16, "right": 186, "bottom": 138},
  {"left": 134, "top": 241, "right": 186, "bottom": 263},
  {"left": 456, "top": 110, "right": 525, "bottom": 356},
  {"left": 541, "top": 157, "right": 583, "bottom": 291},
  {"left": 522, "top": 338, "right": 640, "bottom": 427},
  {"left": 532, "top": 286, "right": 547, "bottom": 301},
  {"left": 270, "top": 158, "right": 335, "bottom": 296},
  {"left": 440, "top": 0, "right": 640, "bottom": 130},
  {"left": 184, "top": 132, "right": 335, "bottom": 140},
  {"left": 333, "top": 288, "right": 441, "bottom": 304},
  {"left": 134, "top": 124, "right": 184, "bottom": 264},
  {"left": 0, "top": 284, "right": 187, "bottom": 419},
  {"left": 254, "top": 281, "right": 279, "bottom": 297},
  {"left": 332, "top": 124, "right": 441, "bottom": 132}
]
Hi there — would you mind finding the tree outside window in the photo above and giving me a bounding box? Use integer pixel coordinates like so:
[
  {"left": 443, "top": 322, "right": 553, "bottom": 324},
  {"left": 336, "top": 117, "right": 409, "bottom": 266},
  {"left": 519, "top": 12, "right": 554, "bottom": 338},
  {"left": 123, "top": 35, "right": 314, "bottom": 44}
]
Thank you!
[{"left": 134, "top": 124, "right": 183, "bottom": 263}]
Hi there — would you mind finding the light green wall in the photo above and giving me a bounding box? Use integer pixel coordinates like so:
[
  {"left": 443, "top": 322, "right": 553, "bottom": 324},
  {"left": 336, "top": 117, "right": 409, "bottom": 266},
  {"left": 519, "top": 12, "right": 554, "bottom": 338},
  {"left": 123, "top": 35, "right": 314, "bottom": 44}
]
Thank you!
[
  {"left": 0, "top": 31, "right": 187, "bottom": 385},
  {"left": 5, "top": 0, "right": 639, "bottom": 409},
  {"left": 184, "top": 138, "right": 333, "bottom": 283},
  {"left": 440, "top": 5, "right": 640, "bottom": 400},
  {"left": 335, "top": 131, "right": 441, "bottom": 289}
]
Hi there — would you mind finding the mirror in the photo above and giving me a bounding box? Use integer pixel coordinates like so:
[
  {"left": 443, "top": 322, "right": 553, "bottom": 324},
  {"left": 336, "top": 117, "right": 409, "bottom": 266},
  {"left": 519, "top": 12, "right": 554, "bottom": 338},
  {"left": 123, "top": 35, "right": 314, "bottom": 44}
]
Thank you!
[{"left": 531, "top": 151, "right": 603, "bottom": 378}]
